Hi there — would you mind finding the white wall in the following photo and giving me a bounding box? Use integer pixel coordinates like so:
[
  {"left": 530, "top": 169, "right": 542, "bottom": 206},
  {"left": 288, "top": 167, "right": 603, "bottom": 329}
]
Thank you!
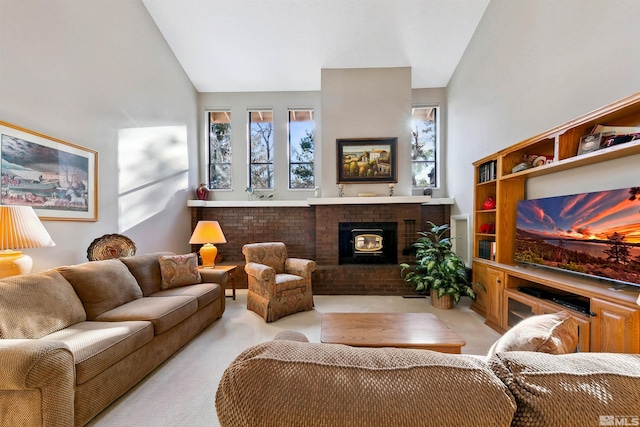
[
  {"left": 0, "top": 0, "right": 198, "bottom": 271},
  {"left": 321, "top": 67, "right": 413, "bottom": 197},
  {"left": 448, "top": 0, "right": 640, "bottom": 221}
]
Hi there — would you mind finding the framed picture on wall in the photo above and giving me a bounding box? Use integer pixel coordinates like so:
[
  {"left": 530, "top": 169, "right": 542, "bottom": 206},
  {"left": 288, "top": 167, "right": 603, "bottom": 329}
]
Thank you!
[
  {"left": 0, "top": 120, "right": 98, "bottom": 221},
  {"left": 336, "top": 137, "right": 397, "bottom": 183}
]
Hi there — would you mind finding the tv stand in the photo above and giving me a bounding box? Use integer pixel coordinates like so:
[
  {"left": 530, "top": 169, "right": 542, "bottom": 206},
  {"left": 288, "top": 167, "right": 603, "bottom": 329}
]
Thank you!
[{"left": 471, "top": 92, "right": 640, "bottom": 354}]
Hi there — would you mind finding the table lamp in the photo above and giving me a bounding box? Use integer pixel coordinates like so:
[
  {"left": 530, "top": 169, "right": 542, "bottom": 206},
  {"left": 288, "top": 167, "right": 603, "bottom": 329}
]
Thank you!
[
  {"left": 189, "top": 221, "right": 227, "bottom": 268},
  {"left": 0, "top": 206, "right": 55, "bottom": 278}
]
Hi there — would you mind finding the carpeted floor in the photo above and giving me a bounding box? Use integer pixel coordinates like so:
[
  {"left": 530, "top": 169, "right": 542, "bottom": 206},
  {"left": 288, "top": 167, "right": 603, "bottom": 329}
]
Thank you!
[{"left": 88, "top": 289, "right": 501, "bottom": 427}]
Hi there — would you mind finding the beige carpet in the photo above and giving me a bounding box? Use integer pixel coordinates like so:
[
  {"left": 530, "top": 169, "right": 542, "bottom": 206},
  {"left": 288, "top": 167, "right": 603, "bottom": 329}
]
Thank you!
[{"left": 88, "top": 290, "right": 501, "bottom": 427}]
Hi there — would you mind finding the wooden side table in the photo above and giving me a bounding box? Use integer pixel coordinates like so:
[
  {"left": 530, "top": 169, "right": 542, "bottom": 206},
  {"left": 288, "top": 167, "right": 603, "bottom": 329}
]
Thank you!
[{"left": 199, "top": 264, "right": 238, "bottom": 300}]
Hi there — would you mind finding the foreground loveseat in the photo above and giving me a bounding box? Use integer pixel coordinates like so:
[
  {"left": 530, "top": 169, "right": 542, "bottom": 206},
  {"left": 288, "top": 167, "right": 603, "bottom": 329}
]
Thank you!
[
  {"left": 216, "top": 330, "right": 640, "bottom": 427},
  {"left": 0, "top": 252, "right": 226, "bottom": 427}
]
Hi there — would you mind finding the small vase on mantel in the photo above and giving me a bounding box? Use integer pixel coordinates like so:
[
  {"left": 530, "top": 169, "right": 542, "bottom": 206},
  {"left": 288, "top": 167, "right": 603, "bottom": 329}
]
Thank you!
[{"left": 196, "top": 183, "right": 209, "bottom": 201}]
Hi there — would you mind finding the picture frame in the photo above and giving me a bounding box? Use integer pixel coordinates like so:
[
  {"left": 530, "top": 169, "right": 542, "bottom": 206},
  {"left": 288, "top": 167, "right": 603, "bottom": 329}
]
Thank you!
[
  {"left": 576, "top": 133, "right": 604, "bottom": 156},
  {"left": 1, "top": 120, "right": 98, "bottom": 221},
  {"left": 336, "top": 137, "right": 397, "bottom": 183}
]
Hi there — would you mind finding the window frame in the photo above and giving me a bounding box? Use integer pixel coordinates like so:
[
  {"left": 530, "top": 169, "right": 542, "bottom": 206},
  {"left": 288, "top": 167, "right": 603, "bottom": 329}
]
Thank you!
[
  {"left": 287, "top": 108, "right": 315, "bottom": 190},
  {"left": 207, "top": 109, "right": 232, "bottom": 190},
  {"left": 411, "top": 104, "right": 440, "bottom": 189},
  {"left": 247, "top": 108, "right": 275, "bottom": 190}
]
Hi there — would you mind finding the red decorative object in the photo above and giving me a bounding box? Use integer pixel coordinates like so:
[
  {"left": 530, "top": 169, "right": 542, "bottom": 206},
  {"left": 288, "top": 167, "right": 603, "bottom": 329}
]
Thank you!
[
  {"left": 482, "top": 196, "right": 496, "bottom": 210},
  {"left": 196, "top": 183, "right": 209, "bottom": 201},
  {"left": 479, "top": 223, "right": 495, "bottom": 234}
]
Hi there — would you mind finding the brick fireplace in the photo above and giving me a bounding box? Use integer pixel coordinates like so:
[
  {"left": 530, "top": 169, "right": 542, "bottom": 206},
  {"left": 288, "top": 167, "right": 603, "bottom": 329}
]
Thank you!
[{"left": 190, "top": 198, "right": 450, "bottom": 295}]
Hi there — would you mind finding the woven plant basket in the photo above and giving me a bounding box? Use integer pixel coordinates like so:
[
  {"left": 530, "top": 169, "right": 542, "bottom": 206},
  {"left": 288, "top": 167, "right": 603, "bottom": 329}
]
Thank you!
[{"left": 430, "top": 289, "right": 453, "bottom": 310}]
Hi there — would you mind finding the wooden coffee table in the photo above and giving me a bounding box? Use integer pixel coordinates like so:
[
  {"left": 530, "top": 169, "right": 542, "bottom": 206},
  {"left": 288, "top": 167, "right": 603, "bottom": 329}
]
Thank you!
[{"left": 320, "top": 312, "right": 465, "bottom": 353}]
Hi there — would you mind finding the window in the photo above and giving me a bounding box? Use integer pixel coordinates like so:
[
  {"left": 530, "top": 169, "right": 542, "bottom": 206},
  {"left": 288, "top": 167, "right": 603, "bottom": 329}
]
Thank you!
[
  {"left": 208, "top": 111, "right": 232, "bottom": 189},
  {"left": 248, "top": 109, "right": 274, "bottom": 189},
  {"left": 411, "top": 106, "right": 438, "bottom": 187},
  {"left": 288, "top": 109, "right": 314, "bottom": 189}
]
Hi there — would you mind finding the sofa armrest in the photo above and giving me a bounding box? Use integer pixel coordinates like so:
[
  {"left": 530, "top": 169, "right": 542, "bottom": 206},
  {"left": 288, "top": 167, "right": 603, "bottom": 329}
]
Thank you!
[
  {"left": 198, "top": 268, "right": 228, "bottom": 287},
  {"left": 244, "top": 262, "right": 275, "bottom": 282},
  {"left": 0, "top": 340, "right": 75, "bottom": 427},
  {"left": 285, "top": 258, "right": 316, "bottom": 278}
]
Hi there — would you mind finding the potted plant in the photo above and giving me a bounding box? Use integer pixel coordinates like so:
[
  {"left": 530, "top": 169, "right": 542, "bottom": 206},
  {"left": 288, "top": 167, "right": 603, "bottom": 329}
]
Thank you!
[{"left": 400, "top": 221, "right": 483, "bottom": 309}]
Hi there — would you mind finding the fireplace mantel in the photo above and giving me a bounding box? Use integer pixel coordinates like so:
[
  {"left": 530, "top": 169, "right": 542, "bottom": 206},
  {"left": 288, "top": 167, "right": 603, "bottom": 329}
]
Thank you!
[{"left": 187, "top": 196, "right": 453, "bottom": 208}]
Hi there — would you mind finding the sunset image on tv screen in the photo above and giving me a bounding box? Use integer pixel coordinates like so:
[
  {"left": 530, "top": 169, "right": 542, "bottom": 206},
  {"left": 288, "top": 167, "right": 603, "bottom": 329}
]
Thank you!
[{"left": 515, "top": 186, "right": 640, "bottom": 286}]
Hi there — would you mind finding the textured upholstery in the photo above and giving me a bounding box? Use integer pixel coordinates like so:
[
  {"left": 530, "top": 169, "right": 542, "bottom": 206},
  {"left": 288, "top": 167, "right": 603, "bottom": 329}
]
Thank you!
[
  {"left": 0, "top": 270, "right": 86, "bottom": 339},
  {"left": 0, "top": 340, "right": 75, "bottom": 427},
  {"left": 242, "top": 242, "right": 316, "bottom": 322},
  {"left": 151, "top": 282, "right": 222, "bottom": 310},
  {"left": 57, "top": 259, "right": 143, "bottom": 320},
  {"left": 95, "top": 296, "right": 198, "bottom": 335},
  {"left": 489, "top": 351, "right": 640, "bottom": 427},
  {"left": 0, "top": 252, "right": 227, "bottom": 427},
  {"left": 216, "top": 338, "right": 517, "bottom": 427},
  {"left": 120, "top": 251, "right": 174, "bottom": 296},
  {"left": 41, "top": 321, "right": 153, "bottom": 385}
]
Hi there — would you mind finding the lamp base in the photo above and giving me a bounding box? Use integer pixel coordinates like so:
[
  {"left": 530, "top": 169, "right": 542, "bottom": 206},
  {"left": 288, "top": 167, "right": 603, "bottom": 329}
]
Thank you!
[
  {"left": 0, "top": 251, "right": 34, "bottom": 278},
  {"left": 199, "top": 243, "right": 218, "bottom": 268}
]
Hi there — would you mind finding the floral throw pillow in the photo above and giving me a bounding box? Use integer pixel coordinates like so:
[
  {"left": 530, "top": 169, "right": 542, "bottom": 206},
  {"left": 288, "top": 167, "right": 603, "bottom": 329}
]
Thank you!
[{"left": 158, "top": 253, "right": 201, "bottom": 290}]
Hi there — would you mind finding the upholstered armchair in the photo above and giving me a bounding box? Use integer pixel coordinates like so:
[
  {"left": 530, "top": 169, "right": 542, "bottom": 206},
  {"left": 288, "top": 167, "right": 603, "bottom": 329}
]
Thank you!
[{"left": 242, "top": 242, "right": 316, "bottom": 322}]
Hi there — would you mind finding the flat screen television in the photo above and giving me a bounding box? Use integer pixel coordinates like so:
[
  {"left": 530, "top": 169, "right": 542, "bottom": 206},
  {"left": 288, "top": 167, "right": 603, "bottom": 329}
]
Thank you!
[{"left": 515, "top": 186, "right": 640, "bottom": 288}]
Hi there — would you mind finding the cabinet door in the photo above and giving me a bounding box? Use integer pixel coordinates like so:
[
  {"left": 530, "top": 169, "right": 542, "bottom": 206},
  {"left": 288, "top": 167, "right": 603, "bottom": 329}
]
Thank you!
[
  {"left": 538, "top": 300, "right": 591, "bottom": 353},
  {"left": 591, "top": 298, "right": 640, "bottom": 353},
  {"left": 485, "top": 267, "right": 505, "bottom": 331},
  {"left": 503, "top": 289, "right": 536, "bottom": 329},
  {"left": 471, "top": 263, "right": 488, "bottom": 316}
]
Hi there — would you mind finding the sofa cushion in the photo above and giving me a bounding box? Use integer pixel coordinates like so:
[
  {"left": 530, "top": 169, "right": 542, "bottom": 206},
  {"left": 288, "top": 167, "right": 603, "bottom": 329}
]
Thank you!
[
  {"left": 486, "top": 311, "right": 578, "bottom": 358},
  {"left": 216, "top": 340, "right": 517, "bottom": 427},
  {"left": 0, "top": 270, "right": 86, "bottom": 339},
  {"left": 57, "top": 259, "right": 143, "bottom": 320},
  {"left": 94, "top": 296, "right": 197, "bottom": 335},
  {"left": 158, "top": 253, "right": 201, "bottom": 290},
  {"left": 40, "top": 320, "right": 153, "bottom": 385},
  {"left": 489, "top": 351, "right": 640, "bottom": 427},
  {"left": 150, "top": 282, "right": 221, "bottom": 310},
  {"left": 120, "top": 251, "right": 175, "bottom": 296}
]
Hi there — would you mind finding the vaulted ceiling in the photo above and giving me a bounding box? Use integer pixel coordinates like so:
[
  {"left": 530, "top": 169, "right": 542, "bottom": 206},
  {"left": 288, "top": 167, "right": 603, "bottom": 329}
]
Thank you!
[{"left": 142, "top": 0, "right": 490, "bottom": 93}]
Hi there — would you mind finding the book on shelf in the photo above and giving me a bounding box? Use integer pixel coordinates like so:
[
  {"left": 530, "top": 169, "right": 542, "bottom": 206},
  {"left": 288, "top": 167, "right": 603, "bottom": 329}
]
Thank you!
[
  {"left": 591, "top": 124, "right": 640, "bottom": 135},
  {"left": 478, "top": 240, "right": 495, "bottom": 260},
  {"left": 478, "top": 160, "right": 497, "bottom": 183}
]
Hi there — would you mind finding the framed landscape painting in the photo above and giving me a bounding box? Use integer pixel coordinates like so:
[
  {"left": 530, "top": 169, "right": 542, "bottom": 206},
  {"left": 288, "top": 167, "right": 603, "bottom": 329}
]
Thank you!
[
  {"left": 0, "top": 120, "right": 98, "bottom": 221},
  {"left": 337, "top": 137, "right": 397, "bottom": 183}
]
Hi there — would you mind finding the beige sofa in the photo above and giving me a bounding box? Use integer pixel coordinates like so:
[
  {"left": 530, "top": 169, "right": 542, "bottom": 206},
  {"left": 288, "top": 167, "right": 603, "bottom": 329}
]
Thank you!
[
  {"left": 216, "top": 330, "right": 640, "bottom": 427},
  {"left": 0, "top": 252, "right": 226, "bottom": 427}
]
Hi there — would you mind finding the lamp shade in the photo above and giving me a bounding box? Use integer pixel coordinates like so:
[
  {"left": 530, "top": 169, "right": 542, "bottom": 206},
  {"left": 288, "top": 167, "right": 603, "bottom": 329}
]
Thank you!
[
  {"left": 189, "top": 221, "right": 226, "bottom": 268},
  {"left": 0, "top": 206, "right": 55, "bottom": 249},
  {"left": 189, "top": 221, "right": 227, "bottom": 245},
  {"left": 0, "top": 206, "right": 55, "bottom": 278}
]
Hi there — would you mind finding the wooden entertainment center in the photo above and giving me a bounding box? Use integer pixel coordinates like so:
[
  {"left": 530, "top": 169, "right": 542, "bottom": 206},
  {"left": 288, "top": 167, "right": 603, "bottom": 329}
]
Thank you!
[{"left": 471, "top": 92, "right": 640, "bottom": 353}]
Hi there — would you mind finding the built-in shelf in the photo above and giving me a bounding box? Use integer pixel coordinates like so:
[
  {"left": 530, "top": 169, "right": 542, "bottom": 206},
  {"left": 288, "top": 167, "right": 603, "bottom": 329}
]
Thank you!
[{"left": 188, "top": 196, "right": 453, "bottom": 208}]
